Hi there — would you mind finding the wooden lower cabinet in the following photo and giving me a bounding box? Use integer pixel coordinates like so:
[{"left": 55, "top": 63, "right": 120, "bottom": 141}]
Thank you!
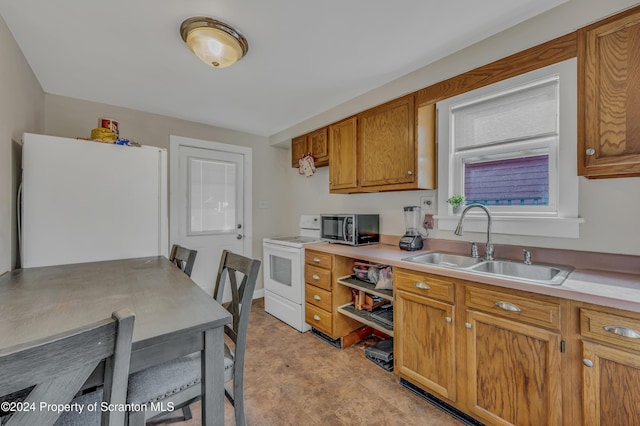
[
  {"left": 394, "top": 271, "right": 569, "bottom": 425},
  {"left": 304, "top": 250, "right": 361, "bottom": 341},
  {"left": 466, "top": 309, "right": 563, "bottom": 426},
  {"left": 580, "top": 307, "right": 640, "bottom": 425},
  {"left": 394, "top": 268, "right": 456, "bottom": 401},
  {"left": 395, "top": 289, "right": 456, "bottom": 401},
  {"left": 582, "top": 341, "right": 640, "bottom": 425}
]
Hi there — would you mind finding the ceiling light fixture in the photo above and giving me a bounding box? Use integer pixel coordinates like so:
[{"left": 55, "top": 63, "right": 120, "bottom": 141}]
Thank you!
[{"left": 180, "top": 17, "right": 248, "bottom": 68}]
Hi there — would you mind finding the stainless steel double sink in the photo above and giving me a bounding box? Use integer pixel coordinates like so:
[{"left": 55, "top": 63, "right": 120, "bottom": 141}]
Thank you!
[{"left": 402, "top": 252, "right": 573, "bottom": 286}]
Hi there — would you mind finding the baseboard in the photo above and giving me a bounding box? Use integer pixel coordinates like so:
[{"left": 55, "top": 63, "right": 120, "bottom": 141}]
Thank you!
[
  {"left": 310, "top": 328, "right": 342, "bottom": 349},
  {"left": 399, "top": 379, "right": 484, "bottom": 426},
  {"left": 253, "top": 288, "right": 265, "bottom": 299}
]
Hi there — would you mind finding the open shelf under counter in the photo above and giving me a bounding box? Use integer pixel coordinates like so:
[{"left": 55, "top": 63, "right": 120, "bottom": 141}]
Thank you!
[
  {"left": 337, "top": 275, "right": 393, "bottom": 301},
  {"left": 337, "top": 303, "right": 394, "bottom": 337}
]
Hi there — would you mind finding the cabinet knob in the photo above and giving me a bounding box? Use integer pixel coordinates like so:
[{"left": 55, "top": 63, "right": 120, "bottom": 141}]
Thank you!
[
  {"left": 414, "top": 282, "right": 430, "bottom": 290},
  {"left": 313, "top": 314, "right": 321, "bottom": 321},
  {"left": 313, "top": 295, "right": 321, "bottom": 301},
  {"left": 313, "top": 257, "right": 321, "bottom": 263},
  {"left": 312, "top": 274, "right": 320, "bottom": 281},
  {"left": 583, "top": 359, "right": 593, "bottom": 368},
  {"left": 465, "top": 322, "right": 472, "bottom": 329},
  {"left": 585, "top": 148, "right": 595, "bottom": 156},
  {"left": 407, "top": 170, "right": 413, "bottom": 175},
  {"left": 445, "top": 317, "right": 452, "bottom": 324}
]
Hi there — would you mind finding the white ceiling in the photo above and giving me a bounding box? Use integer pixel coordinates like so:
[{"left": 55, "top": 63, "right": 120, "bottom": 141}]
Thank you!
[{"left": 0, "top": 0, "right": 566, "bottom": 137}]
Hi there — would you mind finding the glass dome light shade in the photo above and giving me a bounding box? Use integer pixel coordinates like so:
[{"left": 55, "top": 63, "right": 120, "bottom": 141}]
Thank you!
[{"left": 180, "top": 17, "right": 248, "bottom": 68}]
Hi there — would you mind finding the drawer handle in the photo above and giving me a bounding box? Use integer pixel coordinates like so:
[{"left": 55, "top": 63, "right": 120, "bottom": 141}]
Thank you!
[
  {"left": 495, "top": 301, "right": 521, "bottom": 312},
  {"left": 604, "top": 325, "right": 640, "bottom": 339},
  {"left": 313, "top": 295, "right": 321, "bottom": 301},
  {"left": 312, "top": 274, "right": 320, "bottom": 281},
  {"left": 313, "top": 257, "right": 321, "bottom": 263},
  {"left": 414, "top": 282, "right": 430, "bottom": 290},
  {"left": 313, "top": 314, "right": 321, "bottom": 321}
]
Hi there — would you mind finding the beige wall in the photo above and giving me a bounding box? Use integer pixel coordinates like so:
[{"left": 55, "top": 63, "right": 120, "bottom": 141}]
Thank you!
[
  {"left": 273, "top": 0, "right": 640, "bottom": 256},
  {"left": 3, "top": 0, "right": 640, "bottom": 280},
  {"left": 0, "top": 16, "right": 44, "bottom": 274},
  {"left": 44, "top": 94, "right": 293, "bottom": 289}
]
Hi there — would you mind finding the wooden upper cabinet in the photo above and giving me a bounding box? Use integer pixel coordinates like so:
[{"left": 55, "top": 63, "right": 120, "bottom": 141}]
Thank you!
[
  {"left": 358, "top": 95, "right": 415, "bottom": 188},
  {"left": 291, "top": 128, "right": 329, "bottom": 168},
  {"left": 308, "top": 128, "right": 329, "bottom": 167},
  {"left": 328, "top": 94, "right": 435, "bottom": 193},
  {"left": 328, "top": 117, "right": 358, "bottom": 191},
  {"left": 579, "top": 6, "right": 640, "bottom": 178},
  {"left": 291, "top": 135, "right": 308, "bottom": 167}
]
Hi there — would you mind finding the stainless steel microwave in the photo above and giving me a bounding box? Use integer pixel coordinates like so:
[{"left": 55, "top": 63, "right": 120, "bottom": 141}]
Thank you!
[{"left": 320, "top": 214, "right": 379, "bottom": 246}]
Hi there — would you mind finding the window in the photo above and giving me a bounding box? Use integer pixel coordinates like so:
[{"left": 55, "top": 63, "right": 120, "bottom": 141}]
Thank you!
[
  {"left": 188, "top": 157, "right": 237, "bottom": 234},
  {"left": 436, "top": 58, "right": 582, "bottom": 238}
]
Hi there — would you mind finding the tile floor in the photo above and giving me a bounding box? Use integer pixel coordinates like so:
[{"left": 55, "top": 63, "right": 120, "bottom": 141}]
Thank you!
[{"left": 154, "top": 298, "right": 463, "bottom": 426}]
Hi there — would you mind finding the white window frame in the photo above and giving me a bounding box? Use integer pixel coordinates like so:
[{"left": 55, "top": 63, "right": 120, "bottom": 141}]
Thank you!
[{"left": 436, "top": 58, "right": 583, "bottom": 238}]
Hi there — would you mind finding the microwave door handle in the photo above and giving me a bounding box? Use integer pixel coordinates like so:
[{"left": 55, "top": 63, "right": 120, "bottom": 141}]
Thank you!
[{"left": 342, "top": 219, "right": 348, "bottom": 242}]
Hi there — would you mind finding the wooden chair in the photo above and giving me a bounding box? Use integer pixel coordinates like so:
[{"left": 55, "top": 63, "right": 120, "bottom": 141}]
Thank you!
[
  {"left": 0, "top": 309, "right": 135, "bottom": 426},
  {"left": 127, "top": 250, "right": 261, "bottom": 426},
  {"left": 169, "top": 244, "right": 198, "bottom": 277}
]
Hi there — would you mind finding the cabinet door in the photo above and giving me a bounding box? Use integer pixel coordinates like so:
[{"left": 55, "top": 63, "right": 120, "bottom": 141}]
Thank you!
[
  {"left": 358, "top": 95, "right": 415, "bottom": 189},
  {"left": 466, "top": 310, "right": 563, "bottom": 426},
  {"left": 579, "top": 7, "right": 640, "bottom": 177},
  {"left": 329, "top": 117, "right": 358, "bottom": 192},
  {"left": 291, "top": 135, "right": 308, "bottom": 167},
  {"left": 308, "top": 128, "right": 329, "bottom": 167},
  {"left": 395, "top": 290, "right": 456, "bottom": 401},
  {"left": 582, "top": 341, "right": 640, "bottom": 425}
]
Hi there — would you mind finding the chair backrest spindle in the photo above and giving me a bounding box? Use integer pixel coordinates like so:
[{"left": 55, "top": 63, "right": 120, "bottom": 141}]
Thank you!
[{"left": 169, "top": 244, "right": 198, "bottom": 277}]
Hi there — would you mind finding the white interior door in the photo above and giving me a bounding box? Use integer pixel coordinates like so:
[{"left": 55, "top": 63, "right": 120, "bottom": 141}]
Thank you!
[{"left": 170, "top": 136, "right": 252, "bottom": 296}]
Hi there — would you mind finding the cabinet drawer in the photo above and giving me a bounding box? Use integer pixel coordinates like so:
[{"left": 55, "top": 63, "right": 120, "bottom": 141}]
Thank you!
[
  {"left": 394, "top": 268, "right": 455, "bottom": 303},
  {"left": 306, "top": 251, "right": 332, "bottom": 269},
  {"left": 305, "top": 265, "right": 332, "bottom": 291},
  {"left": 466, "top": 286, "right": 561, "bottom": 330},
  {"left": 306, "top": 304, "right": 332, "bottom": 335},
  {"left": 581, "top": 309, "right": 640, "bottom": 352},
  {"left": 305, "top": 284, "right": 332, "bottom": 311}
]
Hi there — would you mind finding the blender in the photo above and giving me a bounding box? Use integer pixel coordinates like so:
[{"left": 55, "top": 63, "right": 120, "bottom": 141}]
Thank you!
[{"left": 399, "top": 206, "right": 424, "bottom": 251}]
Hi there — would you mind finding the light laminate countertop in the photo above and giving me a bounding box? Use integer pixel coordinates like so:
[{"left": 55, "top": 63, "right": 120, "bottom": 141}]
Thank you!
[{"left": 305, "top": 241, "right": 640, "bottom": 313}]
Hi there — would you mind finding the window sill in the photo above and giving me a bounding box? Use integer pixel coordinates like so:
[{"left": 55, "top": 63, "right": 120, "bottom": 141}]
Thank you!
[{"left": 435, "top": 215, "right": 584, "bottom": 238}]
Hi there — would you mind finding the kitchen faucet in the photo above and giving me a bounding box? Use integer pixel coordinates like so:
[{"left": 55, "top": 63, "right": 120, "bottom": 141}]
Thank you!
[{"left": 454, "top": 204, "right": 494, "bottom": 261}]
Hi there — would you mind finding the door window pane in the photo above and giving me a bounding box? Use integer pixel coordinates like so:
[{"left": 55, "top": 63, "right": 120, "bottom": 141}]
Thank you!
[{"left": 188, "top": 157, "right": 236, "bottom": 234}]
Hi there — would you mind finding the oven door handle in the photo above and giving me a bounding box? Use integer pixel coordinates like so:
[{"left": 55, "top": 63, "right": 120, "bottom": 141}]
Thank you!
[{"left": 263, "top": 242, "right": 302, "bottom": 256}]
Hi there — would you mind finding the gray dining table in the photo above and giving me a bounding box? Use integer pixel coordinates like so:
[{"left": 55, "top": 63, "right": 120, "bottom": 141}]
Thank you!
[{"left": 0, "top": 256, "right": 231, "bottom": 426}]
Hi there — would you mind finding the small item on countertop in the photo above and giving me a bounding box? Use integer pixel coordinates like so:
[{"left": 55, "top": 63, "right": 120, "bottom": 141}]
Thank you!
[
  {"left": 114, "top": 138, "right": 130, "bottom": 146},
  {"left": 90, "top": 127, "right": 117, "bottom": 143},
  {"left": 99, "top": 118, "right": 119, "bottom": 138}
]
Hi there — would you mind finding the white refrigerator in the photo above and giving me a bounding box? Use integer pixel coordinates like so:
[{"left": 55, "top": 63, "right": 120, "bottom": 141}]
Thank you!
[{"left": 20, "top": 133, "right": 168, "bottom": 268}]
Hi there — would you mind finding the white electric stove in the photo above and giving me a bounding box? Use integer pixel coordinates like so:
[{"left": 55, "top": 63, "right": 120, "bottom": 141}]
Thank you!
[{"left": 263, "top": 215, "right": 323, "bottom": 332}]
